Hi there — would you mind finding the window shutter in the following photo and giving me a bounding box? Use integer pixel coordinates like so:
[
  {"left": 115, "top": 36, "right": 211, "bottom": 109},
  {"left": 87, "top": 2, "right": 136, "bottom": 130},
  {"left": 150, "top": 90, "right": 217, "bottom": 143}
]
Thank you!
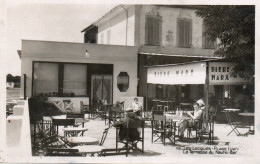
[
  {"left": 145, "top": 17, "right": 149, "bottom": 45},
  {"left": 188, "top": 20, "right": 192, "bottom": 47},
  {"left": 145, "top": 16, "right": 161, "bottom": 46}
]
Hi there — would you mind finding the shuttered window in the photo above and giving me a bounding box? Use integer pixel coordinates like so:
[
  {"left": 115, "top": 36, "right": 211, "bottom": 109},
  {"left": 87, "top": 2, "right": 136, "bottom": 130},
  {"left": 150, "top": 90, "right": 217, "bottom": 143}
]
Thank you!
[
  {"left": 202, "top": 22, "right": 216, "bottom": 49},
  {"left": 177, "top": 19, "right": 192, "bottom": 48},
  {"left": 145, "top": 16, "right": 161, "bottom": 46}
]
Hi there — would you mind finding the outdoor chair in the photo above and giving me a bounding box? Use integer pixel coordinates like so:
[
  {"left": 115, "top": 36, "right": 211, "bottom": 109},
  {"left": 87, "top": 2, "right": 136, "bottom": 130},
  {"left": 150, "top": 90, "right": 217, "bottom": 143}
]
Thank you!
[
  {"left": 151, "top": 114, "right": 176, "bottom": 145},
  {"left": 196, "top": 114, "right": 215, "bottom": 143},
  {"left": 46, "top": 148, "right": 82, "bottom": 156},
  {"left": 66, "top": 113, "right": 86, "bottom": 127},
  {"left": 50, "top": 118, "right": 75, "bottom": 136},
  {"left": 108, "top": 106, "right": 124, "bottom": 126},
  {"left": 72, "top": 127, "right": 128, "bottom": 157},
  {"left": 31, "top": 114, "right": 44, "bottom": 149},
  {"left": 115, "top": 118, "right": 144, "bottom": 155},
  {"left": 151, "top": 114, "right": 166, "bottom": 145},
  {"left": 80, "top": 101, "right": 90, "bottom": 117},
  {"left": 37, "top": 134, "right": 77, "bottom": 156}
]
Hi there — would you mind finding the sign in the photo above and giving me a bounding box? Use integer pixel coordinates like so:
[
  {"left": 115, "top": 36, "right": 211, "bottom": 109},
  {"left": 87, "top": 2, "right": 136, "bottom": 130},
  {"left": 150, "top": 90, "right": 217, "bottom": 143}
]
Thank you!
[
  {"left": 209, "top": 62, "right": 250, "bottom": 85},
  {"left": 147, "top": 62, "right": 206, "bottom": 85}
]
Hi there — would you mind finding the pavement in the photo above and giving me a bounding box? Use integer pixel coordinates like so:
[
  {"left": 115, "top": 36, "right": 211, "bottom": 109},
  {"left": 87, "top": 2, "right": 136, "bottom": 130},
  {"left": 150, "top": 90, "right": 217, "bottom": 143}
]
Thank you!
[
  {"left": 59, "top": 116, "right": 256, "bottom": 159},
  {"left": 30, "top": 114, "right": 259, "bottom": 163}
]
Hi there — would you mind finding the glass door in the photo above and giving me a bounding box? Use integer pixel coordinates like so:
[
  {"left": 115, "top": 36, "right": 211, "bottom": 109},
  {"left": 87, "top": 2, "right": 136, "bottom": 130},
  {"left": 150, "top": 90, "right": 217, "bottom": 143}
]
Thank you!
[{"left": 91, "top": 74, "right": 113, "bottom": 105}]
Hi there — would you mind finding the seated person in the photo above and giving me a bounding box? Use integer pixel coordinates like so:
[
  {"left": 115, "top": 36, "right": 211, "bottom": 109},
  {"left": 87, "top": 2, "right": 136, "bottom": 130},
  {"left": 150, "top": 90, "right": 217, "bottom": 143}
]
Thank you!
[
  {"left": 113, "top": 112, "right": 142, "bottom": 142},
  {"left": 178, "top": 102, "right": 204, "bottom": 139},
  {"left": 130, "top": 98, "right": 142, "bottom": 116}
]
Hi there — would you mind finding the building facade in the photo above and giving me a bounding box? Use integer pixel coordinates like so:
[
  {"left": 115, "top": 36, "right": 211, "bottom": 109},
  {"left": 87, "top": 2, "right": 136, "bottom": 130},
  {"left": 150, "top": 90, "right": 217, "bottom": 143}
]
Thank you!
[
  {"left": 20, "top": 40, "right": 139, "bottom": 112},
  {"left": 82, "top": 5, "right": 219, "bottom": 109}
]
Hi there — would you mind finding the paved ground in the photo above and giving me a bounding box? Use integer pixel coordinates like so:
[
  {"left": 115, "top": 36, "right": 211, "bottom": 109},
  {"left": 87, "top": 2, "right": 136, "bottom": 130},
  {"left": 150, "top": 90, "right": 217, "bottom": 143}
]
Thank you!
[{"left": 51, "top": 116, "right": 256, "bottom": 161}]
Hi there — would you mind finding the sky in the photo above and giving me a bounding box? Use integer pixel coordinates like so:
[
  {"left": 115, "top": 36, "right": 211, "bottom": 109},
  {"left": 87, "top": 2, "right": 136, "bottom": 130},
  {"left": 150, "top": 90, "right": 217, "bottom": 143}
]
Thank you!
[
  {"left": 4, "top": 1, "right": 117, "bottom": 76},
  {"left": 2, "top": 0, "right": 259, "bottom": 76}
]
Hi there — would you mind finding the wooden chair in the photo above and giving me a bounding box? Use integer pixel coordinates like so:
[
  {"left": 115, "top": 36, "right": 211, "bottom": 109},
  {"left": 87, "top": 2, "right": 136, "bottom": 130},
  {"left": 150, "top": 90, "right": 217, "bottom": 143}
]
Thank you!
[
  {"left": 107, "top": 106, "right": 124, "bottom": 127},
  {"left": 38, "top": 134, "right": 79, "bottom": 156},
  {"left": 197, "top": 114, "right": 215, "bottom": 143},
  {"left": 66, "top": 113, "right": 86, "bottom": 127},
  {"left": 151, "top": 114, "right": 167, "bottom": 145},
  {"left": 46, "top": 148, "right": 82, "bottom": 156},
  {"left": 80, "top": 101, "right": 90, "bottom": 117},
  {"left": 51, "top": 118, "right": 75, "bottom": 136},
  {"left": 115, "top": 118, "right": 144, "bottom": 155}
]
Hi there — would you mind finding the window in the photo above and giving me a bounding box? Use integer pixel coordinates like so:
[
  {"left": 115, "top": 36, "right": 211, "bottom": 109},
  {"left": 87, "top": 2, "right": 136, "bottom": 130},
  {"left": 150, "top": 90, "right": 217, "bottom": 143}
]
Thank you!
[
  {"left": 177, "top": 19, "right": 192, "bottom": 48},
  {"left": 145, "top": 15, "right": 161, "bottom": 46},
  {"left": 202, "top": 22, "right": 216, "bottom": 49},
  {"left": 117, "top": 72, "right": 129, "bottom": 92},
  {"left": 33, "top": 62, "right": 59, "bottom": 95},
  {"left": 33, "top": 62, "right": 87, "bottom": 97},
  {"left": 63, "top": 64, "right": 87, "bottom": 96}
]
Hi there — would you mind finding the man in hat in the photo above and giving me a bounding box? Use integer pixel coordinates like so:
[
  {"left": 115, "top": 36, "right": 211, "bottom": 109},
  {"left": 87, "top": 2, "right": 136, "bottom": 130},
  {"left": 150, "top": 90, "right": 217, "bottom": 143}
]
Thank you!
[{"left": 113, "top": 112, "right": 142, "bottom": 142}]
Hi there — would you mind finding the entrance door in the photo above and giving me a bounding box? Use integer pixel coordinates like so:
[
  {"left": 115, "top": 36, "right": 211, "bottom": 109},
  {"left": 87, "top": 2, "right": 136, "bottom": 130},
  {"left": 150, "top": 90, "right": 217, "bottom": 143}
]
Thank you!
[{"left": 91, "top": 74, "right": 113, "bottom": 105}]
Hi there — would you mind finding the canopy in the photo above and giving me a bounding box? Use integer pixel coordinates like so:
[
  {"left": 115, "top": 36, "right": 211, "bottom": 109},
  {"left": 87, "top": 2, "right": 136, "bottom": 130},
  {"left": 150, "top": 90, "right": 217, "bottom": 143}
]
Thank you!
[
  {"left": 147, "top": 61, "right": 251, "bottom": 85},
  {"left": 147, "top": 62, "right": 207, "bottom": 85}
]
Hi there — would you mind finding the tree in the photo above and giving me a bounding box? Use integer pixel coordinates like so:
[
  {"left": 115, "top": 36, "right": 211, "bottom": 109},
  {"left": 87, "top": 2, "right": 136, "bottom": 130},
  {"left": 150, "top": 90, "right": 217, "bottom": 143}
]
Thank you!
[
  {"left": 6, "top": 74, "right": 14, "bottom": 82},
  {"left": 196, "top": 5, "right": 255, "bottom": 80}
]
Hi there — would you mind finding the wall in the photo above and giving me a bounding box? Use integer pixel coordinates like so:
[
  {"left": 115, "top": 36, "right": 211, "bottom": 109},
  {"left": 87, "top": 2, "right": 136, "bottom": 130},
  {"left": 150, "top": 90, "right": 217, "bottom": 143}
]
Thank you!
[
  {"left": 6, "top": 100, "right": 32, "bottom": 159},
  {"left": 21, "top": 40, "right": 138, "bottom": 104},
  {"left": 97, "top": 5, "right": 136, "bottom": 46},
  {"left": 140, "top": 6, "right": 204, "bottom": 48}
]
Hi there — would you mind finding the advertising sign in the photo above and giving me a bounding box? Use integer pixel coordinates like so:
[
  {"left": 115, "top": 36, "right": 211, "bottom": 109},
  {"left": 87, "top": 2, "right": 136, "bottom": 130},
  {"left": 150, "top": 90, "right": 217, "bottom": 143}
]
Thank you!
[
  {"left": 209, "top": 62, "right": 250, "bottom": 85},
  {"left": 147, "top": 62, "right": 206, "bottom": 85}
]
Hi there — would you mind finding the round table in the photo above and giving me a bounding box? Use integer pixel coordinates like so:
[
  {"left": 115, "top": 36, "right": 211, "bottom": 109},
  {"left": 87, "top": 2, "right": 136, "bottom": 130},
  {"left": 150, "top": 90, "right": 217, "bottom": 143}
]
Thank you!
[
  {"left": 67, "top": 136, "right": 99, "bottom": 145},
  {"left": 223, "top": 108, "right": 241, "bottom": 136},
  {"left": 62, "top": 127, "right": 88, "bottom": 137},
  {"left": 224, "top": 108, "right": 240, "bottom": 112},
  {"left": 238, "top": 112, "right": 254, "bottom": 117},
  {"left": 164, "top": 114, "right": 190, "bottom": 122}
]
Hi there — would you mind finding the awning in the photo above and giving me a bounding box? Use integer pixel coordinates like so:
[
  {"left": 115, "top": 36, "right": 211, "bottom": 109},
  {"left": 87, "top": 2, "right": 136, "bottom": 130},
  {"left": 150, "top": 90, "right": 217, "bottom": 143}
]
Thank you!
[
  {"left": 147, "top": 62, "right": 207, "bottom": 85},
  {"left": 147, "top": 61, "right": 251, "bottom": 85}
]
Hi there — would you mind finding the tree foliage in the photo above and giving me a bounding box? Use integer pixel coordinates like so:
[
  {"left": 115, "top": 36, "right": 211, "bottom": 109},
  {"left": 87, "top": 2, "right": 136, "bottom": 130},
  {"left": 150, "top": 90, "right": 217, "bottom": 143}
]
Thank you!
[
  {"left": 196, "top": 5, "right": 255, "bottom": 79},
  {"left": 6, "top": 74, "right": 21, "bottom": 83}
]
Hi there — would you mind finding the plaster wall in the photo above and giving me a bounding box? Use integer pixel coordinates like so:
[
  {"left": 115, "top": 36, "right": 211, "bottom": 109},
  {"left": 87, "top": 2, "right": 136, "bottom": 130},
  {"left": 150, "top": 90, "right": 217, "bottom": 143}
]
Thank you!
[
  {"left": 21, "top": 40, "right": 138, "bottom": 104},
  {"left": 97, "top": 6, "right": 135, "bottom": 46},
  {"left": 140, "top": 6, "right": 204, "bottom": 48}
]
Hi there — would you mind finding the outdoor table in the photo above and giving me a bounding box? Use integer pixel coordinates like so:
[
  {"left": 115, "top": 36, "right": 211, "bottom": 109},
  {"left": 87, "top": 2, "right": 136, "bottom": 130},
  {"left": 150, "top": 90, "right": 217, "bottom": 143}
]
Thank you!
[
  {"left": 164, "top": 114, "right": 191, "bottom": 123},
  {"left": 67, "top": 136, "right": 99, "bottom": 145},
  {"left": 238, "top": 112, "right": 254, "bottom": 135},
  {"left": 223, "top": 108, "right": 241, "bottom": 136},
  {"left": 73, "top": 145, "right": 105, "bottom": 157},
  {"left": 62, "top": 127, "right": 88, "bottom": 137},
  {"left": 52, "top": 115, "right": 66, "bottom": 119}
]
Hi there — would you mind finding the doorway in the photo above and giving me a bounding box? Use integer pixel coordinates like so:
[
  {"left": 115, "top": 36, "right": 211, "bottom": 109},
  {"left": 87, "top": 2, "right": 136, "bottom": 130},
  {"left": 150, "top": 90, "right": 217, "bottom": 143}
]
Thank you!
[{"left": 91, "top": 74, "right": 113, "bottom": 105}]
